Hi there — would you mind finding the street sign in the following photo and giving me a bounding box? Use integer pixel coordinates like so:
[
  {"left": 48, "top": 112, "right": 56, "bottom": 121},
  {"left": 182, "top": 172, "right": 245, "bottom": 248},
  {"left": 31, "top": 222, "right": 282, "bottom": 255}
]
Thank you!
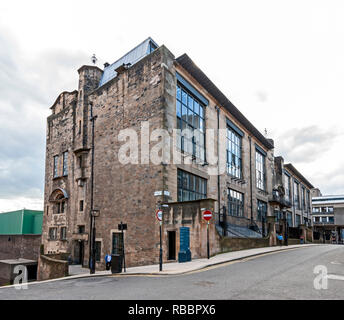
[
  {"left": 156, "top": 209, "right": 163, "bottom": 222},
  {"left": 118, "top": 223, "right": 127, "bottom": 231},
  {"left": 154, "top": 191, "right": 170, "bottom": 197},
  {"left": 203, "top": 210, "right": 213, "bottom": 221}
]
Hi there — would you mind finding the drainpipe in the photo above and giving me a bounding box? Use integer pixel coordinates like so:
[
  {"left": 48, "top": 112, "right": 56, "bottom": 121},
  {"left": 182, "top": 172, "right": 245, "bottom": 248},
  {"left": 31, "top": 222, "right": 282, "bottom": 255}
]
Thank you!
[
  {"left": 215, "top": 106, "right": 221, "bottom": 231},
  {"left": 249, "top": 136, "right": 253, "bottom": 223}
]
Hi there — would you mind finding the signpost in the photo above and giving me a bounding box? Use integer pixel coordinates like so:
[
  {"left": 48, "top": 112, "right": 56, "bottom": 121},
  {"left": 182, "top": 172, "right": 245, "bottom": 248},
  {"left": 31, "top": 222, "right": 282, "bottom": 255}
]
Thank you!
[
  {"left": 156, "top": 209, "right": 163, "bottom": 271},
  {"left": 118, "top": 222, "right": 127, "bottom": 272},
  {"left": 203, "top": 210, "right": 213, "bottom": 259}
]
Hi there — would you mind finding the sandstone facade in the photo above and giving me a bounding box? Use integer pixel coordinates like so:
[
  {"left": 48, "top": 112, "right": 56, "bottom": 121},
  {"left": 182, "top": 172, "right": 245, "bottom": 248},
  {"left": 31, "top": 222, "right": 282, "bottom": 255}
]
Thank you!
[{"left": 42, "top": 39, "right": 295, "bottom": 270}]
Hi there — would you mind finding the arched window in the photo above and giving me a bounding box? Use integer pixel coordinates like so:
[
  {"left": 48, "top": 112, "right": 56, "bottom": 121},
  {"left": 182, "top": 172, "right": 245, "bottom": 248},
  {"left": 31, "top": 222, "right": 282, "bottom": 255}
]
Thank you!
[{"left": 49, "top": 188, "right": 68, "bottom": 214}]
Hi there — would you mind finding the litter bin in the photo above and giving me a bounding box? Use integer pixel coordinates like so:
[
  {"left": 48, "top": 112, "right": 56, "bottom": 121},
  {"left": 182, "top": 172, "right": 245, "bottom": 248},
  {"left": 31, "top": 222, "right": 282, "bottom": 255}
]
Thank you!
[
  {"left": 300, "top": 236, "right": 304, "bottom": 244},
  {"left": 111, "top": 254, "right": 122, "bottom": 274}
]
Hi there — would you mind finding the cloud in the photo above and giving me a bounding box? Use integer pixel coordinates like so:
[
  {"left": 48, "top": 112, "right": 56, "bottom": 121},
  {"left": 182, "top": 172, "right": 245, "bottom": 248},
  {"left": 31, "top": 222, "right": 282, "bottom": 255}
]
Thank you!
[
  {"left": 0, "top": 26, "right": 88, "bottom": 211},
  {"left": 274, "top": 125, "right": 337, "bottom": 163}
]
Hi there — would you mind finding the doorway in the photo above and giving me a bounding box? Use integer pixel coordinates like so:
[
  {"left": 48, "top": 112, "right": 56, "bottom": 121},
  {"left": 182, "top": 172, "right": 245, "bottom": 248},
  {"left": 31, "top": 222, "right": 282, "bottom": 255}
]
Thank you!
[
  {"left": 168, "top": 231, "right": 176, "bottom": 260},
  {"left": 78, "top": 241, "right": 84, "bottom": 265}
]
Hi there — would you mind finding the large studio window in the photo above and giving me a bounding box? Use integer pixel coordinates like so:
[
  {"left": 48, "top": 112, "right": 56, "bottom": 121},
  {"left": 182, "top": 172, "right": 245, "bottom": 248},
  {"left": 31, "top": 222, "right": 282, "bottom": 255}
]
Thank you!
[
  {"left": 177, "top": 169, "right": 207, "bottom": 202},
  {"left": 255, "top": 150, "right": 266, "bottom": 191},
  {"left": 176, "top": 84, "right": 205, "bottom": 162},
  {"left": 226, "top": 126, "right": 242, "bottom": 179},
  {"left": 228, "top": 189, "right": 244, "bottom": 217}
]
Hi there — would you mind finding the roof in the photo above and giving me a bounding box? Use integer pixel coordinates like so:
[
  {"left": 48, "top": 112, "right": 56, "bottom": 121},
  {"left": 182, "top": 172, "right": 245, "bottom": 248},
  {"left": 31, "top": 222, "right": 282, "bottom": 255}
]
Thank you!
[
  {"left": 175, "top": 54, "right": 274, "bottom": 150},
  {"left": 0, "top": 209, "right": 43, "bottom": 235},
  {"left": 98, "top": 37, "right": 159, "bottom": 87},
  {"left": 284, "top": 163, "right": 314, "bottom": 189}
]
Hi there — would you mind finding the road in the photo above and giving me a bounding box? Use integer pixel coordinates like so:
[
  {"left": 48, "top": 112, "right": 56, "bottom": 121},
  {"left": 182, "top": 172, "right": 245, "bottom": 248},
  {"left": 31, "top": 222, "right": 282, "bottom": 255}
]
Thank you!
[{"left": 1, "top": 245, "right": 343, "bottom": 300}]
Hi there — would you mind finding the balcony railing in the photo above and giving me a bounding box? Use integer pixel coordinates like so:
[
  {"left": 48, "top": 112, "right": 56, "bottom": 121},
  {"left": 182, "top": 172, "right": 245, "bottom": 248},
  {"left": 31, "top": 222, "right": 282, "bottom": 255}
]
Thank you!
[
  {"left": 313, "top": 221, "right": 335, "bottom": 225},
  {"left": 268, "top": 193, "right": 292, "bottom": 208}
]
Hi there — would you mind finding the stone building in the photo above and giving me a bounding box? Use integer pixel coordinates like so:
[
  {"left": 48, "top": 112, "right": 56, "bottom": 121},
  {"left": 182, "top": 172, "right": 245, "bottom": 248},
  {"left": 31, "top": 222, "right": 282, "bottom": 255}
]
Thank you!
[
  {"left": 312, "top": 195, "right": 344, "bottom": 243},
  {"left": 42, "top": 38, "right": 281, "bottom": 270},
  {"left": 273, "top": 157, "right": 313, "bottom": 228}
]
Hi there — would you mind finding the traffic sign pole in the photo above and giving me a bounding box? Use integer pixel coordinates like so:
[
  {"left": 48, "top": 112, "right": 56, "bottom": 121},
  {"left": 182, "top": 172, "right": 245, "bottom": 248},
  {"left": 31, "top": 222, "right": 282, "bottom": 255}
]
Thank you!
[
  {"left": 159, "top": 221, "right": 162, "bottom": 272},
  {"left": 156, "top": 209, "right": 163, "bottom": 272},
  {"left": 203, "top": 210, "right": 213, "bottom": 260},
  {"left": 207, "top": 221, "right": 210, "bottom": 259}
]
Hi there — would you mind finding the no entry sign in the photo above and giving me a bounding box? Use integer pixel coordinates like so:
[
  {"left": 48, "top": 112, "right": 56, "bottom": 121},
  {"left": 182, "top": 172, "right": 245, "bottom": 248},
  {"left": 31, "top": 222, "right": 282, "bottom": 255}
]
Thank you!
[
  {"left": 156, "top": 209, "right": 163, "bottom": 222},
  {"left": 203, "top": 210, "right": 213, "bottom": 221}
]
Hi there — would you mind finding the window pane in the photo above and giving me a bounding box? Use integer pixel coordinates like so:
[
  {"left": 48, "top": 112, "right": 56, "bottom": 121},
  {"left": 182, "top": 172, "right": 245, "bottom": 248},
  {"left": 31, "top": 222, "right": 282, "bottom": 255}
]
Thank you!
[
  {"left": 182, "top": 90, "right": 187, "bottom": 105},
  {"left": 177, "top": 86, "right": 181, "bottom": 100}
]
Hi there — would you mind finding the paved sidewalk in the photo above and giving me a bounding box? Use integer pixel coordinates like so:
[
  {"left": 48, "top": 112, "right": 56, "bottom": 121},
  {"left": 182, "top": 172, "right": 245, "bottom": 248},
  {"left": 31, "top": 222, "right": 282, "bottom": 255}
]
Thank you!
[
  {"left": 0, "top": 243, "right": 321, "bottom": 289},
  {"left": 121, "top": 243, "right": 318, "bottom": 275}
]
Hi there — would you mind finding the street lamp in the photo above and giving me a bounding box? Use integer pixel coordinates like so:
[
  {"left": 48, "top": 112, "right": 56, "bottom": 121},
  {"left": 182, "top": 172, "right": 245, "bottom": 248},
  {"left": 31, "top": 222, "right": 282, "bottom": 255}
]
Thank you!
[
  {"left": 282, "top": 207, "right": 288, "bottom": 246},
  {"left": 89, "top": 103, "right": 98, "bottom": 275}
]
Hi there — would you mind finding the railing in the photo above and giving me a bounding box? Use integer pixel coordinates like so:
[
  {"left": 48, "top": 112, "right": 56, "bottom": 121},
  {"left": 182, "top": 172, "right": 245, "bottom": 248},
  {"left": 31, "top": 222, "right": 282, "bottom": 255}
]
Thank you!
[
  {"left": 313, "top": 221, "right": 335, "bottom": 225},
  {"left": 218, "top": 212, "right": 268, "bottom": 238},
  {"left": 268, "top": 193, "right": 292, "bottom": 208}
]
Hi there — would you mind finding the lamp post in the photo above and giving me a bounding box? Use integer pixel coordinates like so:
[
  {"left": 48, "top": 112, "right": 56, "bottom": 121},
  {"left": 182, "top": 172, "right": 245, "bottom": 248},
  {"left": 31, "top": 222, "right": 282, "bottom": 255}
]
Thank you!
[
  {"left": 282, "top": 207, "right": 288, "bottom": 246},
  {"left": 89, "top": 103, "right": 98, "bottom": 274}
]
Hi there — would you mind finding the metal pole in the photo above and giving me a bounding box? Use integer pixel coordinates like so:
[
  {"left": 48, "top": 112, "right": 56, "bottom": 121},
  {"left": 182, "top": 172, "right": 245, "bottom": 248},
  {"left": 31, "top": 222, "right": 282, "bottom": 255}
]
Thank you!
[
  {"left": 207, "top": 222, "right": 210, "bottom": 259},
  {"left": 121, "top": 221, "right": 126, "bottom": 272},
  {"left": 159, "top": 222, "right": 162, "bottom": 271}
]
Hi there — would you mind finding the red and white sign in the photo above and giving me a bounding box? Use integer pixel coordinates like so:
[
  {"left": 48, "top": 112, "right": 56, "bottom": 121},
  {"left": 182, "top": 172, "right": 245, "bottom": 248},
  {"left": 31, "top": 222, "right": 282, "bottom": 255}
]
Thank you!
[
  {"left": 156, "top": 209, "right": 163, "bottom": 222},
  {"left": 203, "top": 210, "right": 213, "bottom": 221}
]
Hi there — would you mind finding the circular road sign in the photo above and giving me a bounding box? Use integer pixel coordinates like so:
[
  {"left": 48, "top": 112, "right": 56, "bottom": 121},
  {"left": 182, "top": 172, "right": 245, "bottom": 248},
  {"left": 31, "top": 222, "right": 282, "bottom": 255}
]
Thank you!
[
  {"left": 156, "top": 209, "right": 163, "bottom": 222},
  {"left": 203, "top": 210, "right": 213, "bottom": 221}
]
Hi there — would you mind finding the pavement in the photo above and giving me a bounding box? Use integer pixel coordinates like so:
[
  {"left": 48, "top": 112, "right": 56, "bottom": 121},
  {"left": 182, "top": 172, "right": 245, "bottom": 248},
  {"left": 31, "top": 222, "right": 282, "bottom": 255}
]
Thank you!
[{"left": 0, "top": 243, "right": 319, "bottom": 289}]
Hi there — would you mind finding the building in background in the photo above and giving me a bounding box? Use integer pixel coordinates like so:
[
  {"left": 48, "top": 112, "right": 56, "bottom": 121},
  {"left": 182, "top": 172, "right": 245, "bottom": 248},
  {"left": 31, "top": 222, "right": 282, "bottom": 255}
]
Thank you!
[
  {"left": 0, "top": 209, "right": 43, "bottom": 261},
  {"left": 272, "top": 157, "right": 313, "bottom": 229},
  {"left": 312, "top": 195, "right": 344, "bottom": 243},
  {"left": 42, "top": 37, "right": 278, "bottom": 270}
]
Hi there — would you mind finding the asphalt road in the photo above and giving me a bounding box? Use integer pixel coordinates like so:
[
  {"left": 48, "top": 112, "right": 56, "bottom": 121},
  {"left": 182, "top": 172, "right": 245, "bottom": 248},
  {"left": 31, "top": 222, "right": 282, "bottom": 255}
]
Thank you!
[{"left": 1, "top": 245, "right": 343, "bottom": 300}]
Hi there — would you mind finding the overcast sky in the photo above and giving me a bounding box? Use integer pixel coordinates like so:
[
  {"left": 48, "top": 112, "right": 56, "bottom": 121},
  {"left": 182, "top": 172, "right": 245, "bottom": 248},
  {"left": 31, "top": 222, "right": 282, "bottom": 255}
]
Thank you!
[{"left": 0, "top": 0, "right": 343, "bottom": 212}]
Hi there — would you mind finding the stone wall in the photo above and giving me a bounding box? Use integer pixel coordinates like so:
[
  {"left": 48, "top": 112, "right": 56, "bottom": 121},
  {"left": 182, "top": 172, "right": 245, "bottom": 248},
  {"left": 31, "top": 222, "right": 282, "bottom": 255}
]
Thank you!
[
  {"left": 37, "top": 254, "right": 69, "bottom": 281},
  {"left": 220, "top": 237, "right": 270, "bottom": 252},
  {"left": 0, "top": 235, "right": 41, "bottom": 260}
]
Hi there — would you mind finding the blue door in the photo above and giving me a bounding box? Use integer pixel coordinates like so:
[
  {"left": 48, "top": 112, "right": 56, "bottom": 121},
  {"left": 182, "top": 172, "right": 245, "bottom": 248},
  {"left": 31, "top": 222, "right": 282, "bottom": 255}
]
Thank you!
[{"left": 178, "top": 227, "right": 192, "bottom": 263}]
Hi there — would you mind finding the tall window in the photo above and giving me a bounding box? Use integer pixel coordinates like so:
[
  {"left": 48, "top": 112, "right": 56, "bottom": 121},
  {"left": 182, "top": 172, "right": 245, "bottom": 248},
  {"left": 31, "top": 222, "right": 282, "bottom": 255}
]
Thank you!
[
  {"left": 95, "top": 241, "right": 101, "bottom": 262},
  {"left": 226, "top": 127, "right": 242, "bottom": 179},
  {"left": 228, "top": 189, "right": 244, "bottom": 217},
  {"left": 287, "top": 212, "right": 293, "bottom": 227},
  {"left": 307, "top": 190, "right": 311, "bottom": 212},
  {"left": 284, "top": 174, "right": 291, "bottom": 201},
  {"left": 295, "top": 214, "right": 301, "bottom": 226},
  {"left": 301, "top": 187, "right": 306, "bottom": 211},
  {"left": 53, "top": 155, "right": 59, "bottom": 178},
  {"left": 294, "top": 181, "right": 300, "bottom": 209},
  {"left": 176, "top": 84, "right": 205, "bottom": 162},
  {"left": 63, "top": 151, "right": 68, "bottom": 176},
  {"left": 49, "top": 228, "right": 57, "bottom": 240},
  {"left": 255, "top": 151, "right": 266, "bottom": 190},
  {"left": 257, "top": 200, "right": 267, "bottom": 221},
  {"left": 79, "top": 200, "right": 84, "bottom": 212},
  {"left": 60, "top": 227, "right": 67, "bottom": 240},
  {"left": 177, "top": 169, "right": 207, "bottom": 202}
]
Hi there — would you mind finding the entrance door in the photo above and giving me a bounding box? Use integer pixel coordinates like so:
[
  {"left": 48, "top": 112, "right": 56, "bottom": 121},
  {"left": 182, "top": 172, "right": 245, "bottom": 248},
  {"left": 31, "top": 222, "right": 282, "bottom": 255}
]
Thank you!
[
  {"left": 78, "top": 241, "right": 84, "bottom": 265},
  {"left": 168, "top": 231, "right": 176, "bottom": 260},
  {"left": 112, "top": 233, "right": 124, "bottom": 255}
]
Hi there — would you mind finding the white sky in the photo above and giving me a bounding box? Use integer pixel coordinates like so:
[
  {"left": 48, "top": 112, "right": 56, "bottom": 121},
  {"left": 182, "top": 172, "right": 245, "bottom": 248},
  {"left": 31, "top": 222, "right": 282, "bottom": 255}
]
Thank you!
[{"left": 0, "top": 0, "right": 343, "bottom": 211}]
